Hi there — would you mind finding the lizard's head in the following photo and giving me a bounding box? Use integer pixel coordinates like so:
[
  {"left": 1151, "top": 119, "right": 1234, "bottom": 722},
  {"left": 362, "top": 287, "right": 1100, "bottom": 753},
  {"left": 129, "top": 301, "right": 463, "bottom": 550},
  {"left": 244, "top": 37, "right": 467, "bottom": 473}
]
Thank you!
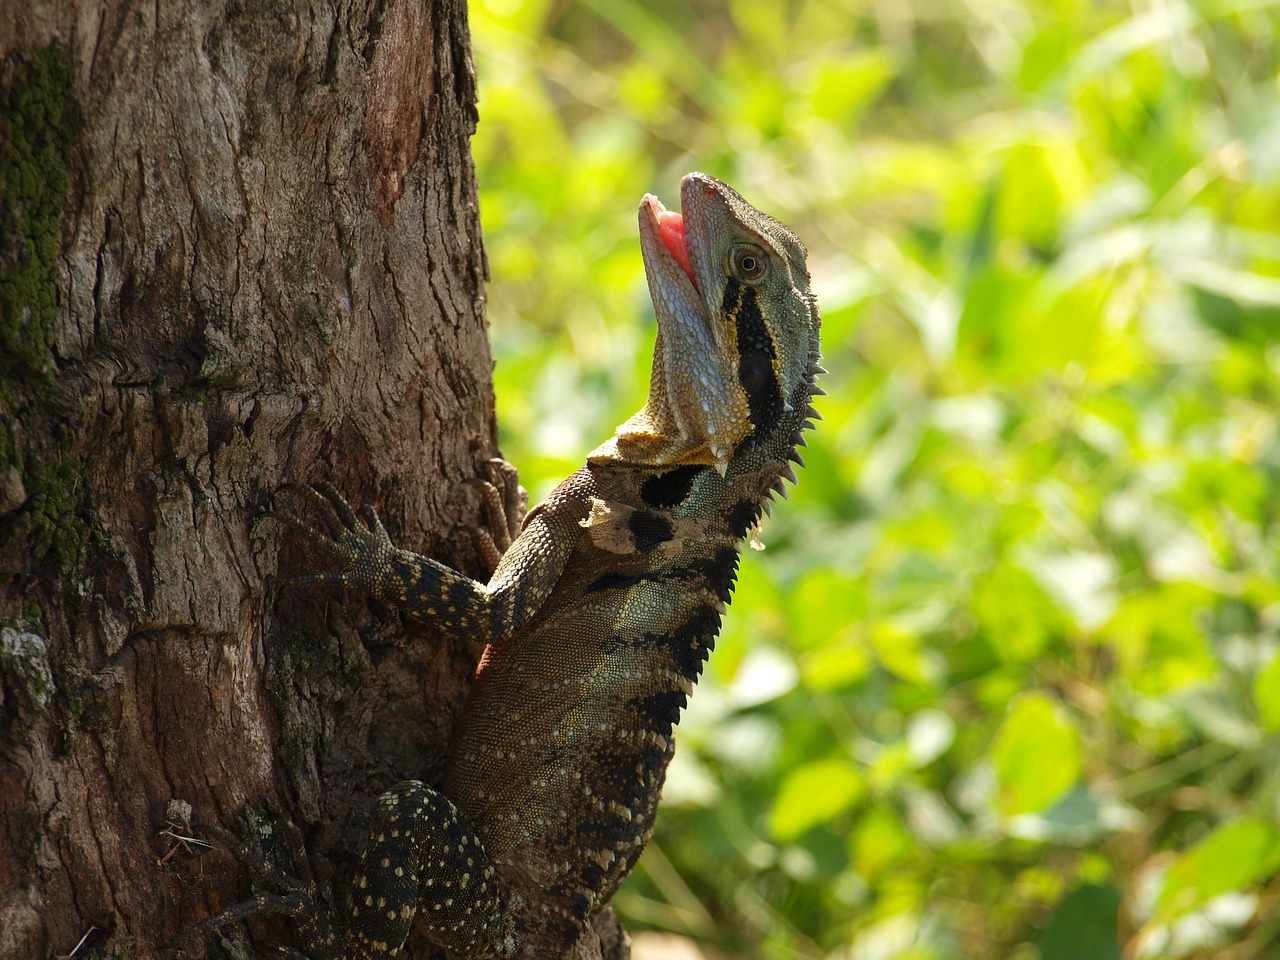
[{"left": 590, "top": 173, "right": 821, "bottom": 475}]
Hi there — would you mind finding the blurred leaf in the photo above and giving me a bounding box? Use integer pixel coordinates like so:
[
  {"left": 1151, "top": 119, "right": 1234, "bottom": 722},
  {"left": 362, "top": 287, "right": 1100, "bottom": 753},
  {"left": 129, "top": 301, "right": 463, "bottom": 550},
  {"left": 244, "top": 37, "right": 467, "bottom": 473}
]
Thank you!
[
  {"left": 971, "top": 562, "right": 1065, "bottom": 663},
  {"left": 1025, "top": 550, "right": 1118, "bottom": 633},
  {"left": 1037, "top": 883, "right": 1122, "bottom": 960},
  {"left": 1008, "top": 784, "right": 1141, "bottom": 845},
  {"left": 1158, "top": 817, "right": 1280, "bottom": 920},
  {"left": 800, "top": 639, "right": 872, "bottom": 691},
  {"left": 725, "top": 645, "right": 799, "bottom": 708},
  {"left": 995, "top": 138, "right": 1089, "bottom": 250},
  {"left": 1103, "top": 587, "right": 1219, "bottom": 691},
  {"left": 769, "top": 758, "right": 865, "bottom": 842},
  {"left": 849, "top": 806, "right": 914, "bottom": 879},
  {"left": 803, "top": 50, "right": 897, "bottom": 127},
  {"left": 786, "top": 566, "right": 866, "bottom": 653},
  {"left": 992, "top": 693, "right": 1082, "bottom": 816},
  {"left": 906, "top": 709, "right": 955, "bottom": 767},
  {"left": 1254, "top": 654, "right": 1280, "bottom": 732},
  {"left": 869, "top": 619, "right": 938, "bottom": 687},
  {"left": 1192, "top": 285, "right": 1280, "bottom": 343}
]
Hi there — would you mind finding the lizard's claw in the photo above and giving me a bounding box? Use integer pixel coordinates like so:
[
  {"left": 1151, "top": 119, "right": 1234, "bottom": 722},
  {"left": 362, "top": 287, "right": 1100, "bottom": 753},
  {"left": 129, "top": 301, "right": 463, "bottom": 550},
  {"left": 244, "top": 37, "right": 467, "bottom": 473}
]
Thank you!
[
  {"left": 459, "top": 458, "right": 528, "bottom": 577},
  {"left": 486, "top": 458, "right": 528, "bottom": 544},
  {"left": 271, "top": 482, "right": 476, "bottom": 627},
  {"left": 271, "top": 483, "right": 397, "bottom": 590},
  {"left": 174, "top": 814, "right": 340, "bottom": 960}
]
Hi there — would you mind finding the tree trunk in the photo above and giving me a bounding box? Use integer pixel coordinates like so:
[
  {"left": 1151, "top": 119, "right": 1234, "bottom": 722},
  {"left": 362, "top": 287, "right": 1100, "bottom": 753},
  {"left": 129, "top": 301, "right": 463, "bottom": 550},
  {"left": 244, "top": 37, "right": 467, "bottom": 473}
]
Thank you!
[{"left": 0, "top": 2, "right": 543, "bottom": 957}]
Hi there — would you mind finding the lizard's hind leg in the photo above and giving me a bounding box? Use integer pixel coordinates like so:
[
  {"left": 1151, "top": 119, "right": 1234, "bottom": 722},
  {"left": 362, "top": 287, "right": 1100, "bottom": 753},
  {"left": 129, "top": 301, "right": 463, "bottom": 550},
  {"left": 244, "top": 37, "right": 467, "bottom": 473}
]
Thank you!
[
  {"left": 180, "top": 786, "right": 517, "bottom": 960},
  {"left": 346, "top": 780, "right": 517, "bottom": 959}
]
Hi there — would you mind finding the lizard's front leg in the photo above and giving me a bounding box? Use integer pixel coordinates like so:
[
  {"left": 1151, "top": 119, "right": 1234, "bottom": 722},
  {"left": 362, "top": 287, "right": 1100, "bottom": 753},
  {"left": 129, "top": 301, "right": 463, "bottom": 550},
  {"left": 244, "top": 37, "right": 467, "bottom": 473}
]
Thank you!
[
  {"left": 275, "top": 468, "right": 584, "bottom": 643},
  {"left": 274, "top": 481, "right": 492, "bottom": 638}
]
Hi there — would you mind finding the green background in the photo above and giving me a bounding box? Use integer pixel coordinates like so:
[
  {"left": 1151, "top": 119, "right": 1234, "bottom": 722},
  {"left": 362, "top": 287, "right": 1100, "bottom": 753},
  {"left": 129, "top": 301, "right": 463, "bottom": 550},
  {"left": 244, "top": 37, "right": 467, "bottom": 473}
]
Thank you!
[{"left": 468, "top": 1, "right": 1280, "bottom": 957}]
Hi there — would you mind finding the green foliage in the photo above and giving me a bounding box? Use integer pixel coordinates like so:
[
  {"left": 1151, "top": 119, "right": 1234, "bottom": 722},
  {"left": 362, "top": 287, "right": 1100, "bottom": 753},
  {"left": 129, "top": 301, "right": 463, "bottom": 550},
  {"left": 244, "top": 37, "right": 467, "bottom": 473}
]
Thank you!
[
  {"left": 470, "top": 1, "right": 1280, "bottom": 957},
  {"left": 770, "top": 758, "right": 865, "bottom": 842},
  {"left": 1037, "top": 883, "right": 1122, "bottom": 960}
]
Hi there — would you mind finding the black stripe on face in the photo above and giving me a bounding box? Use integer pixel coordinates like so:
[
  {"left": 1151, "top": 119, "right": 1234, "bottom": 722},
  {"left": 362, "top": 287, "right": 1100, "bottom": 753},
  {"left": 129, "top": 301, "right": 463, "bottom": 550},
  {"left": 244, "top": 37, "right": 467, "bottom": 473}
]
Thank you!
[{"left": 724, "top": 278, "right": 783, "bottom": 441}]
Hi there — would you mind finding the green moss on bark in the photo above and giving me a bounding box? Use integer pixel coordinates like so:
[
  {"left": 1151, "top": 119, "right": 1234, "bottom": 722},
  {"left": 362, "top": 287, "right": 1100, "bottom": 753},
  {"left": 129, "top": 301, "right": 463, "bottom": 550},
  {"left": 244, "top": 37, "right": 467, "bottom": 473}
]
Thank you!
[
  {"left": 0, "top": 47, "right": 81, "bottom": 382},
  {"left": 25, "top": 429, "right": 87, "bottom": 571}
]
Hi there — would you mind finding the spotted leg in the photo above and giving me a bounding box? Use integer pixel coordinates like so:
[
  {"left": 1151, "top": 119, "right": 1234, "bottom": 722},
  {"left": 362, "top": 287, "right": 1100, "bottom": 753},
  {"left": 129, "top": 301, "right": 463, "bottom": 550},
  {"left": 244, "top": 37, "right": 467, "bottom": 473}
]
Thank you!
[
  {"left": 272, "top": 474, "right": 580, "bottom": 644},
  {"left": 340, "top": 781, "right": 517, "bottom": 958},
  {"left": 182, "top": 784, "right": 518, "bottom": 959},
  {"left": 271, "top": 482, "right": 491, "bottom": 640}
]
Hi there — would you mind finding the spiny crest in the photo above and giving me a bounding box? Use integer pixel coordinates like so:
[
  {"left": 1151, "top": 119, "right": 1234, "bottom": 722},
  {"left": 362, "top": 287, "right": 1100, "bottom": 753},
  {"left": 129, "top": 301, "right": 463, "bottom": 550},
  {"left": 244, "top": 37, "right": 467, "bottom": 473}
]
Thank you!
[{"left": 765, "top": 358, "right": 825, "bottom": 502}]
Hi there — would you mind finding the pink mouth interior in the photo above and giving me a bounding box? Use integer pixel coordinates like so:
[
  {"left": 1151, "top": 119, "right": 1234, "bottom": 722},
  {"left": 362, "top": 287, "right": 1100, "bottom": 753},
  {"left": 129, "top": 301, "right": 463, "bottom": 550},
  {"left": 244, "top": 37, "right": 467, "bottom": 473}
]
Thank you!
[{"left": 656, "top": 210, "right": 697, "bottom": 291}]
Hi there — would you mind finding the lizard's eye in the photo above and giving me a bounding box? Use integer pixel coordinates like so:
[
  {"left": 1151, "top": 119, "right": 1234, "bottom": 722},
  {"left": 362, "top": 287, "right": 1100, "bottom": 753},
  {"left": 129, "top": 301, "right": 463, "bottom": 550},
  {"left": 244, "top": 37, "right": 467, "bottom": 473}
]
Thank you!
[{"left": 731, "top": 245, "right": 768, "bottom": 282}]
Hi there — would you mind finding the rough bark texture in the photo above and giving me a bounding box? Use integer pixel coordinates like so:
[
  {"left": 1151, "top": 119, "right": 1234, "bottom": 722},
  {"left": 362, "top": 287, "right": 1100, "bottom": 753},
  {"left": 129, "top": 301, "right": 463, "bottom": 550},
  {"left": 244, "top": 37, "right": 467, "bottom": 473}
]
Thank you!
[{"left": 0, "top": 2, "right": 570, "bottom": 957}]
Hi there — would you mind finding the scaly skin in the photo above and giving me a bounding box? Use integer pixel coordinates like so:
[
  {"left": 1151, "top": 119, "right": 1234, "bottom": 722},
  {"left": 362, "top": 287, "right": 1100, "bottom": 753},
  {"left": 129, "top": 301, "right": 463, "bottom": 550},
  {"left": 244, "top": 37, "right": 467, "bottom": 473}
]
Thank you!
[{"left": 191, "top": 173, "right": 821, "bottom": 959}]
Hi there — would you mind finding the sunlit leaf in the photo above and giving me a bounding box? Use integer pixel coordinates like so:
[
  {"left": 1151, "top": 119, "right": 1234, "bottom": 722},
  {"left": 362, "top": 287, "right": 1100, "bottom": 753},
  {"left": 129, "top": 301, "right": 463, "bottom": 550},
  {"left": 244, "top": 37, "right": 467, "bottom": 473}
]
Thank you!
[
  {"left": 849, "top": 807, "right": 914, "bottom": 879},
  {"left": 991, "top": 693, "right": 1082, "bottom": 816},
  {"left": 1158, "top": 818, "right": 1280, "bottom": 919},
  {"left": 971, "top": 562, "right": 1065, "bottom": 662},
  {"left": 769, "top": 759, "right": 865, "bottom": 842},
  {"left": 869, "top": 619, "right": 939, "bottom": 687},
  {"left": 803, "top": 50, "right": 897, "bottom": 126}
]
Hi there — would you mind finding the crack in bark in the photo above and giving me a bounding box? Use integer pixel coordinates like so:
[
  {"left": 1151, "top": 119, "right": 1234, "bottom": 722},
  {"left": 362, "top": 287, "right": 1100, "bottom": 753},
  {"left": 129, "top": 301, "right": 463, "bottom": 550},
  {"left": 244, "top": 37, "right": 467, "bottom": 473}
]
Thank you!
[{"left": 218, "top": 103, "right": 248, "bottom": 310}]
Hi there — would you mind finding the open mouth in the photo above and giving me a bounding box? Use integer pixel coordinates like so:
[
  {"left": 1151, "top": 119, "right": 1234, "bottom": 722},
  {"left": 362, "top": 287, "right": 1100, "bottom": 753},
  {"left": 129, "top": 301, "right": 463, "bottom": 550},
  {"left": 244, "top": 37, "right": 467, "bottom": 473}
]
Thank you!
[{"left": 644, "top": 195, "right": 698, "bottom": 292}]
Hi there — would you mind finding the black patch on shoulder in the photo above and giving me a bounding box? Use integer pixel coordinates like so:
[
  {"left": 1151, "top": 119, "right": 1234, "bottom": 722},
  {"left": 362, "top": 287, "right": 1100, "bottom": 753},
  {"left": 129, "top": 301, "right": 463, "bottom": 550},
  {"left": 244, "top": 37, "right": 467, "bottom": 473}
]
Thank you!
[
  {"left": 640, "top": 465, "right": 703, "bottom": 508},
  {"left": 725, "top": 278, "right": 783, "bottom": 440},
  {"left": 627, "top": 510, "right": 674, "bottom": 552},
  {"left": 726, "top": 500, "right": 761, "bottom": 540},
  {"left": 585, "top": 571, "right": 646, "bottom": 594}
]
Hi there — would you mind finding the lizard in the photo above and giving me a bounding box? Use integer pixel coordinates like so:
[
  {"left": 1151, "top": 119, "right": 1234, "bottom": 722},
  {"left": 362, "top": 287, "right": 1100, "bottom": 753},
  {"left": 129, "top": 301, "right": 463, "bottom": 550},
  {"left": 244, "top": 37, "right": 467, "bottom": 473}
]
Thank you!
[{"left": 190, "top": 172, "right": 822, "bottom": 959}]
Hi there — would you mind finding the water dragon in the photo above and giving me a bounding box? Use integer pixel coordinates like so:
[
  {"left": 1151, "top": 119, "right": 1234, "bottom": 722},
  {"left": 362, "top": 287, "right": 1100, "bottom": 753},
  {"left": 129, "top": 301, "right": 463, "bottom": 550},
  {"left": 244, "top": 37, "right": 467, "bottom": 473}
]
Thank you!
[{"left": 191, "top": 172, "right": 822, "bottom": 959}]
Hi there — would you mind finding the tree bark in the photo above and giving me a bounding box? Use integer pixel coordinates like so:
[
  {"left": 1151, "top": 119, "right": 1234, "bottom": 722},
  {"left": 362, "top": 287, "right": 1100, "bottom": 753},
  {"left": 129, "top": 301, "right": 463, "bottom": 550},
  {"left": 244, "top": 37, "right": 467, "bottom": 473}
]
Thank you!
[{"left": 0, "top": 2, "right": 533, "bottom": 957}]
